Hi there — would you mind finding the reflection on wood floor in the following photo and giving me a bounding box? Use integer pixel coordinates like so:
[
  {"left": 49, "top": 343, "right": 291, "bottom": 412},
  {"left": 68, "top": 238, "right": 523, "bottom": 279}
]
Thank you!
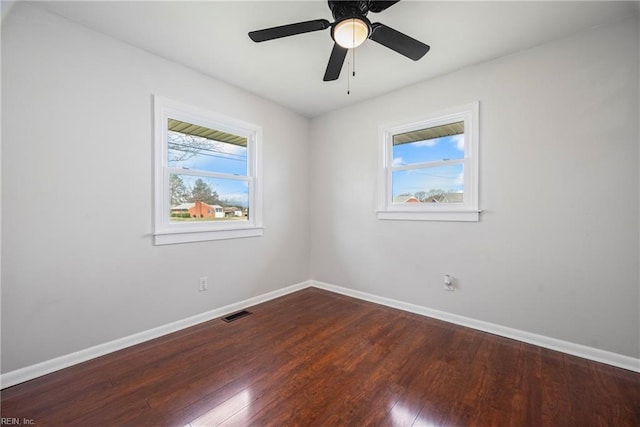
[{"left": 2, "top": 287, "right": 639, "bottom": 426}]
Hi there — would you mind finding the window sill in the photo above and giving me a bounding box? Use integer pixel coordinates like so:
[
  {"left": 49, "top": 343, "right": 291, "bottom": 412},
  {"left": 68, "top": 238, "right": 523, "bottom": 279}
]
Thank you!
[
  {"left": 377, "top": 210, "right": 480, "bottom": 222},
  {"left": 154, "top": 226, "right": 264, "bottom": 245}
]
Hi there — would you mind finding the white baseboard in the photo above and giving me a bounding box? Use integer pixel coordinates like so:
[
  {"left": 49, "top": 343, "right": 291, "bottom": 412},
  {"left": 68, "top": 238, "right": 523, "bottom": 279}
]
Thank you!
[
  {"left": 310, "top": 280, "right": 640, "bottom": 373},
  {"left": 3, "top": 278, "right": 638, "bottom": 389},
  {"left": 0, "top": 280, "right": 312, "bottom": 389}
]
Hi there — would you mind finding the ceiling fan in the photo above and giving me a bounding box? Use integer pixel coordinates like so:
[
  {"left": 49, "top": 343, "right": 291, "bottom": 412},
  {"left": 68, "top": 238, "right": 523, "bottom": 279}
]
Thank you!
[{"left": 248, "top": 1, "right": 430, "bottom": 82}]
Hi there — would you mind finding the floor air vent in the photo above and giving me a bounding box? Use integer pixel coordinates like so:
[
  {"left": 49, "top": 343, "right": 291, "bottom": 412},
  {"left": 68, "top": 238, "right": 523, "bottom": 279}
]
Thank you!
[{"left": 222, "top": 309, "right": 252, "bottom": 323}]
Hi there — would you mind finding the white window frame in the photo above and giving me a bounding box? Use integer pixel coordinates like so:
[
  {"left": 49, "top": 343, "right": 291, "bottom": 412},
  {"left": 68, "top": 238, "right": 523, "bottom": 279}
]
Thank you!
[
  {"left": 377, "top": 101, "right": 480, "bottom": 222},
  {"left": 153, "top": 96, "right": 263, "bottom": 245}
]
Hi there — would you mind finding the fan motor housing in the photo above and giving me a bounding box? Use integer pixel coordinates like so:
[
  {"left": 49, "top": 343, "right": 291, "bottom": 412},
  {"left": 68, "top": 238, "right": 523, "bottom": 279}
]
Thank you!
[{"left": 328, "top": 1, "right": 370, "bottom": 21}]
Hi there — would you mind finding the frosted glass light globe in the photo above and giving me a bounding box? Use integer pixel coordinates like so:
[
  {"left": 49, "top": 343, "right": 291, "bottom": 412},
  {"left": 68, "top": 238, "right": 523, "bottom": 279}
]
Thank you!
[{"left": 333, "top": 18, "right": 369, "bottom": 49}]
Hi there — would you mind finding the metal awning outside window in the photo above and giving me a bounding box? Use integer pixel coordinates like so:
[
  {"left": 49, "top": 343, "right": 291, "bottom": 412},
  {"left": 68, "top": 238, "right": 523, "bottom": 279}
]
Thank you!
[
  {"left": 393, "top": 121, "right": 464, "bottom": 145},
  {"left": 168, "top": 118, "right": 247, "bottom": 147}
]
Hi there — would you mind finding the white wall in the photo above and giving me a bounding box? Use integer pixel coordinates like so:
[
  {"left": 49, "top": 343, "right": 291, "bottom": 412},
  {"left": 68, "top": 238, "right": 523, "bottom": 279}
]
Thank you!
[
  {"left": 2, "top": 3, "right": 639, "bottom": 377},
  {"left": 1, "top": 4, "right": 310, "bottom": 372},
  {"left": 310, "top": 17, "right": 640, "bottom": 358}
]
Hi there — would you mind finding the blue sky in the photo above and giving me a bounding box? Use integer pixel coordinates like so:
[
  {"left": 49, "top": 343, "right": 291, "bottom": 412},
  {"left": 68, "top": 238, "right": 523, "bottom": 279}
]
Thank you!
[
  {"left": 392, "top": 134, "right": 464, "bottom": 197},
  {"left": 167, "top": 131, "right": 465, "bottom": 204},
  {"left": 168, "top": 131, "right": 249, "bottom": 206}
]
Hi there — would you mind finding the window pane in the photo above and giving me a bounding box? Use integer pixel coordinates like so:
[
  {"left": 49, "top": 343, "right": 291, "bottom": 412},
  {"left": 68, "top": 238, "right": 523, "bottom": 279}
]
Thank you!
[
  {"left": 392, "top": 122, "right": 464, "bottom": 166},
  {"left": 392, "top": 164, "right": 464, "bottom": 203},
  {"left": 170, "top": 173, "right": 249, "bottom": 222},
  {"left": 167, "top": 120, "right": 247, "bottom": 175}
]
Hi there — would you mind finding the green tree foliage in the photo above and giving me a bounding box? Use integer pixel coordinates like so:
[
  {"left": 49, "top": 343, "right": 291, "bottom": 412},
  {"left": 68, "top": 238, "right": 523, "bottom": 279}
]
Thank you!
[
  {"left": 170, "top": 174, "right": 188, "bottom": 206},
  {"left": 188, "top": 178, "right": 220, "bottom": 205}
]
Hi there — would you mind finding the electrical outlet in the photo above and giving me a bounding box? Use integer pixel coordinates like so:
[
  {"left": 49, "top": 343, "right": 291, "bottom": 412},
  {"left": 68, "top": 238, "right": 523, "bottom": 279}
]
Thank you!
[
  {"left": 443, "top": 274, "right": 454, "bottom": 291},
  {"left": 199, "top": 277, "right": 208, "bottom": 292}
]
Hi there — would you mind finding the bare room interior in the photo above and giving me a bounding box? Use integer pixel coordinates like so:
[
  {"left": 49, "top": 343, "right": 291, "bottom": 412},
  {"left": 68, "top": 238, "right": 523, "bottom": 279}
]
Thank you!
[{"left": 1, "top": 1, "right": 639, "bottom": 425}]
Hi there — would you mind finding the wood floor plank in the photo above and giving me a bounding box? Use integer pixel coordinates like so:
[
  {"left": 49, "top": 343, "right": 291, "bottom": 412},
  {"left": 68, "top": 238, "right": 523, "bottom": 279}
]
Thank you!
[
  {"left": 400, "top": 327, "right": 484, "bottom": 426},
  {"left": 591, "top": 362, "right": 640, "bottom": 424},
  {"left": 508, "top": 342, "right": 543, "bottom": 427},
  {"left": 2, "top": 287, "right": 639, "bottom": 426},
  {"left": 541, "top": 347, "right": 575, "bottom": 426}
]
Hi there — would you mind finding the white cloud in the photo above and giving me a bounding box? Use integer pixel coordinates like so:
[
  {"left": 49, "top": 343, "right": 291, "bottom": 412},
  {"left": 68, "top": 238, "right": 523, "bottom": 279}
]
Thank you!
[
  {"left": 392, "top": 157, "right": 406, "bottom": 166},
  {"left": 452, "top": 134, "right": 464, "bottom": 151},
  {"left": 412, "top": 139, "right": 438, "bottom": 147},
  {"left": 222, "top": 142, "right": 247, "bottom": 156}
]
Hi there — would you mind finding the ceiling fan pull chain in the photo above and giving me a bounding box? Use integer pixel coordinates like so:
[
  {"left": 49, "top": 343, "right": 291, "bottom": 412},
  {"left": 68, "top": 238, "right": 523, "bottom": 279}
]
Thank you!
[
  {"left": 352, "top": 43, "right": 356, "bottom": 77},
  {"left": 347, "top": 58, "right": 351, "bottom": 95},
  {"left": 352, "top": 23, "right": 356, "bottom": 77},
  {"left": 351, "top": 21, "right": 357, "bottom": 78},
  {"left": 346, "top": 45, "right": 357, "bottom": 95}
]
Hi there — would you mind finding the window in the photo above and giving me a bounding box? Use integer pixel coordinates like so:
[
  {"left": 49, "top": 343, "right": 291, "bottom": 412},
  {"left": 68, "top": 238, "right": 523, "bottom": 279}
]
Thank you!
[
  {"left": 377, "top": 102, "right": 480, "bottom": 222},
  {"left": 154, "top": 96, "right": 263, "bottom": 245}
]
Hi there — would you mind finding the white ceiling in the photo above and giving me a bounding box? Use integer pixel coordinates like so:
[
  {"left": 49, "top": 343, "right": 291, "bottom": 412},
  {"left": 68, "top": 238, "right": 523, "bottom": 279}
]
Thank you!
[{"left": 33, "top": 0, "right": 639, "bottom": 118}]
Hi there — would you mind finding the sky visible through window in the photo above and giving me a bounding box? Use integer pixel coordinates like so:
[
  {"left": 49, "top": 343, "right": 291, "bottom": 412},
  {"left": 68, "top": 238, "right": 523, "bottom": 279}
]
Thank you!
[
  {"left": 168, "top": 130, "right": 249, "bottom": 208},
  {"left": 392, "top": 134, "right": 464, "bottom": 201}
]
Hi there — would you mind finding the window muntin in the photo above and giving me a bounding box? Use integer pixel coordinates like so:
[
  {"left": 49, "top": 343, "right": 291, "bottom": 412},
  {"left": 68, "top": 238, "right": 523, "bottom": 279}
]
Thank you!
[
  {"left": 154, "top": 97, "right": 262, "bottom": 244},
  {"left": 378, "top": 102, "right": 479, "bottom": 221}
]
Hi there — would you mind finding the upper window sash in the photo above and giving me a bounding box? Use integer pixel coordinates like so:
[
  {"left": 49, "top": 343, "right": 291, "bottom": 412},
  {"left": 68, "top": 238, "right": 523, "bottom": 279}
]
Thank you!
[{"left": 377, "top": 102, "right": 480, "bottom": 222}]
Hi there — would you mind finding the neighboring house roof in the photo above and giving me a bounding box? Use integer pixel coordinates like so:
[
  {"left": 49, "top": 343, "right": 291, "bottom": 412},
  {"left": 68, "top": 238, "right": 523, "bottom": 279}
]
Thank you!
[
  {"left": 171, "top": 203, "right": 195, "bottom": 210},
  {"left": 171, "top": 202, "right": 224, "bottom": 210},
  {"left": 393, "top": 195, "right": 419, "bottom": 203},
  {"left": 425, "top": 192, "right": 464, "bottom": 203},
  {"left": 392, "top": 193, "right": 464, "bottom": 203}
]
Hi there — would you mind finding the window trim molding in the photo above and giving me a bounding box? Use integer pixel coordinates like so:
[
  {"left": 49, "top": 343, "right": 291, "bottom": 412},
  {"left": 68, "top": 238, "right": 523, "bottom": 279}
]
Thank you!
[
  {"left": 377, "top": 101, "right": 480, "bottom": 222},
  {"left": 153, "top": 96, "right": 263, "bottom": 245}
]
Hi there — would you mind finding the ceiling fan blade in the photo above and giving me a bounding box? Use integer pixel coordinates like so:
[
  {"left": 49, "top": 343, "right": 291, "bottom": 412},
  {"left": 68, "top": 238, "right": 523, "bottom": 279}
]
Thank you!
[
  {"left": 323, "top": 43, "right": 348, "bottom": 81},
  {"left": 249, "top": 19, "right": 331, "bottom": 42},
  {"left": 369, "top": 22, "right": 430, "bottom": 61},
  {"left": 368, "top": 1, "right": 401, "bottom": 13}
]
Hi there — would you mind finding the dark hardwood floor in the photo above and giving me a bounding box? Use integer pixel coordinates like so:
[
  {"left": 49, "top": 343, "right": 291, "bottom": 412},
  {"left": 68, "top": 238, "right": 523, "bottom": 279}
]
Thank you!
[{"left": 2, "top": 287, "right": 639, "bottom": 426}]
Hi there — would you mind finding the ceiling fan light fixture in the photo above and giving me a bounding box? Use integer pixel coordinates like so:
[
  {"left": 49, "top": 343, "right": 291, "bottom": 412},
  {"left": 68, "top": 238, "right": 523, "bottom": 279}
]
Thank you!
[
  {"left": 248, "top": 1, "right": 431, "bottom": 82},
  {"left": 333, "top": 18, "right": 369, "bottom": 49}
]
